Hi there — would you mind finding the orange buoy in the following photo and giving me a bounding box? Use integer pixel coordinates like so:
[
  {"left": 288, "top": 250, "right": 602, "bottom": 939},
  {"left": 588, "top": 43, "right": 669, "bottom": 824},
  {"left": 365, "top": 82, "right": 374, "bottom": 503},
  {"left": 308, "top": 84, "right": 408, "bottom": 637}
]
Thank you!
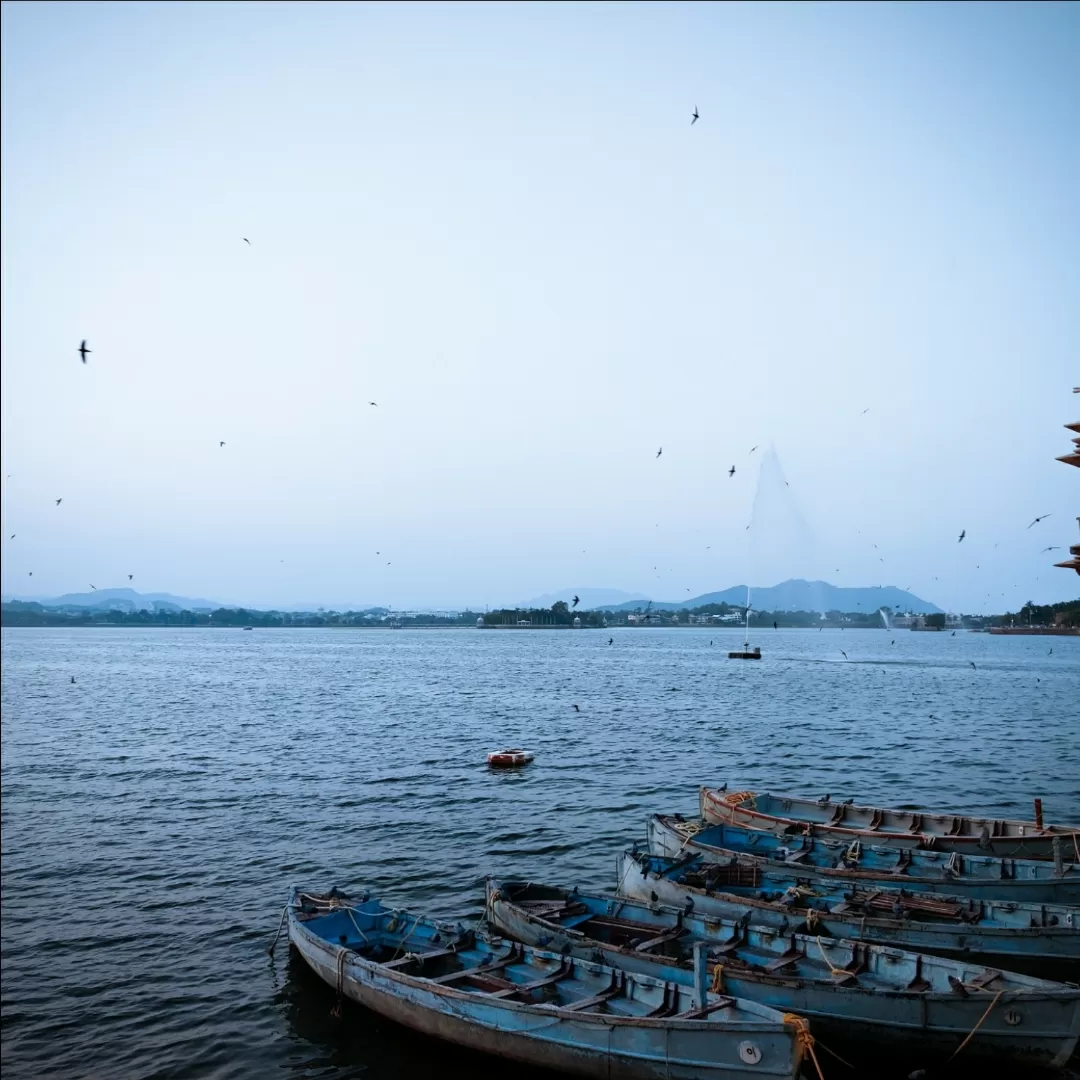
[{"left": 487, "top": 749, "right": 534, "bottom": 769}]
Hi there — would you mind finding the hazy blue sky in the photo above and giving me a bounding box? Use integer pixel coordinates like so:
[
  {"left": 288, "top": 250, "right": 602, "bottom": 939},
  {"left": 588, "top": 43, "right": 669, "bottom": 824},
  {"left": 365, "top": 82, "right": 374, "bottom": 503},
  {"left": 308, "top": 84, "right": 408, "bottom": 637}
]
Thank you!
[{"left": 2, "top": 1, "right": 1077, "bottom": 612}]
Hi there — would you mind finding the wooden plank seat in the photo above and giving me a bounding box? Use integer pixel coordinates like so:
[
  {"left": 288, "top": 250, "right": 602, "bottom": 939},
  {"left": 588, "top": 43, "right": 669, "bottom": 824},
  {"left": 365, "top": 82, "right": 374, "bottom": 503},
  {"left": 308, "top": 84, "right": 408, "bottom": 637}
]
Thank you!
[
  {"left": 677, "top": 996, "right": 736, "bottom": 1020},
  {"left": 633, "top": 926, "right": 687, "bottom": 953},
  {"left": 430, "top": 950, "right": 522, "bottom": 984},
  {"left": 383, "top": 945, "right": 461, "bottom": 970},
  {"left": 490, "top": 962, "right": 573, "bottom": 999},
  {"left": 557, "top": 977, "right": 624, "bottom": 1012}
]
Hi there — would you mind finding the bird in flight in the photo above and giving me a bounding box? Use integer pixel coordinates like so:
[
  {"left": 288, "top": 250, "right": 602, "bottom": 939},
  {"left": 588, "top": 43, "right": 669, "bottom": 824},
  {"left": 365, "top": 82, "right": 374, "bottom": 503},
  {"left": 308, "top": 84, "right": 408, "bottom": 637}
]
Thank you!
[
  {"left": 860, "top": 408, "right": 870, "bottom": 415},
  {"left": 128, "top": 574, "right": 134, "bottom": 580},
  {"left": 55, "top": 498, "right": 62, "bottom": 506},
  {"left": 970, "top": 661, "right": 977, "bottom": 670},
  {"left": 219, "top": 441, "right": 226, "bottom": 447},
  {"left": 840, "top": 650, "right": 848, "bottom": 659},
  {"left": 691, "top": 105, "right": 699, "bottom": 125},
  {"left": 728, "top": 466, "right": 735, "bottom": 477},
  {"left": 369, "top": 402, "right": 378, "bottom": 407},
  {"left": 1041, "top": 546, "right": 1060, "bottom": 553},
  {"left": 79, "top": 340, "right": 91, "bottom": 363},
  {"left": 1027, "top": 514, "right": 1051, "bottom": 528},
  {"left": 656, "top": 447, "right": 662, "bottom": 459},
  {"left": 572, "top": 704, "right": 581, "bottom": 712},
  {"left": 28, "top": 571, "right": 32, "bottom": 576},
  {"left": 71, "top": 676, "right": 76, "bottom": 684},
  {"left": 958, "top": 530, "right": 966, "bottom": 543},
  {"left": 571, "top": 595, "right": 580, "bottom": 609},
  {"left": 243, "top": 238, "right": 251, "bottom": 245},
  {"left": 608, "top": 637, "right": 613, "bottom": 645},
  {"left": 773, "top": 621, "right": 778, "bottom": 630},
  {"left": 749, "top": 446, "right": 758, "bottom": 454},
  {"left": 89, "top": 584, "right": 96, "bottom": 590},
  {"left": 9, "top": 534, "right": 13, "bottom": 540}
]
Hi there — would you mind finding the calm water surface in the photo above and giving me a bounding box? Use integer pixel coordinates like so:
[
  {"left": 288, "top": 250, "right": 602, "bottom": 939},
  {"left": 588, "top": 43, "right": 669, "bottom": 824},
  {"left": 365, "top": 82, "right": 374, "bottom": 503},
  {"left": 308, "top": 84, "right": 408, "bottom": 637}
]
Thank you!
[{"left": 2, "top": 627, "right": 1078, "bottom": 1079}]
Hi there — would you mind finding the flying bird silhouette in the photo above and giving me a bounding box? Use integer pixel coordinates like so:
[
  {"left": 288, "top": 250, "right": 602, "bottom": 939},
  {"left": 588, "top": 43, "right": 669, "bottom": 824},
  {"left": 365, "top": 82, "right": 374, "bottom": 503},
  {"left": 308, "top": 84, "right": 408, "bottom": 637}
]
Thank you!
[
  {"left": 728, "top": 466, "right": 735, "bottom": 477},
  {"left": 128, "top": 574, "right": 134, "bottom": 580},
  {"left": 369, "top": 402, "right": 378, "bottom": 406},
  {"left": 656, "top": 447, "right": 662, "bottom": 459},
  {"left": 28, "top": 571, "right": 32, "bottom": 576},
  {"left": 691, "top": 105, "right": 699, "bottom": 125},
  {"left": 1041, "top": 546, "right": 1060, "bottom": 553},
  {"left": 55, "top": 498, "right": 62, "bottom": 506},
  {"left": 840, "top": 651, "right": 848, "bottom": 659},
  {"left": 9, "top": 534, "right": 13, "bottom": 540},
  {"left": 749, "top": 446, "right": 759, "bottom": 454},
  {"left": 572, "top": 704, "right": 580, "bottom": 712},
  {"left": 608, "top": 638, "right": 613, "bottom": 645},
  {"left": 89, "top": 584, "right": 96, "bottom": 590},
  {"left": 219, "top": 441, "right": 225, "bottom": 447},
  {"left": 243, "top": 238, "right": 251, "bottom": 245},
  {"left": 860, "top": 408, "right": 870, "bottom": 415},
  {"left": 958, "top": 530, "right": 966, "bottom": 543},
  {"left": 773, "top": 621, "right": 777, "bottom": 630},
  {"left": 79, "top": 340, "right": 91, "bottom": 363},
  {"left": 1027, "top": 514, "right": 1051, "bottom": 528},
  {"left": 71, "top": 676, "right": 76, "bottom": 684},
  {"left": 571, "top": 595, "right": 580, "bottom": 609},
  {"left": 970, "top": 661, "right": 977, "bottom": 670}
]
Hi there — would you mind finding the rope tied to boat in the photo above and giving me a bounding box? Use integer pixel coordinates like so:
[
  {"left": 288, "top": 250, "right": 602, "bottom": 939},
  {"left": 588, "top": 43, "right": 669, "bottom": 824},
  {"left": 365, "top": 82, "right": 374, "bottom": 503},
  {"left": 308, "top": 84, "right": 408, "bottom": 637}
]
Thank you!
[
  {"left": 390, "top": 914, "right": 423, "bottom": 961},
  {"left": 268, "top": 904, "right": 289, "bottom": 958},
  {"left": 949, "top": 989, "right": 1005, "bottom": 1061},
  {"left": 815, "top": 936, "right": 847, "bottom": 978},
  {"left": 783, "top": 1013, "right": 825, "bottom": 1080},
  {"left": 710, "top": 963, "right": 723, "bottom": 993}
]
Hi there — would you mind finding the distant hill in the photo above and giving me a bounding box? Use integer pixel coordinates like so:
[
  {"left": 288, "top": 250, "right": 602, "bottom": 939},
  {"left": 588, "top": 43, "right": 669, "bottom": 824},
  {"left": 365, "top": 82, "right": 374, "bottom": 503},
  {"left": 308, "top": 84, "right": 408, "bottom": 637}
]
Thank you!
[
  {"left": 598, "top": 579, "right": 942, "bottom": 614},
  {"left": 519, "top": 587, "right": 651, "bottom": 610},
  {"left": 4, "top": 588, "right": 225, "bottom": 612}
]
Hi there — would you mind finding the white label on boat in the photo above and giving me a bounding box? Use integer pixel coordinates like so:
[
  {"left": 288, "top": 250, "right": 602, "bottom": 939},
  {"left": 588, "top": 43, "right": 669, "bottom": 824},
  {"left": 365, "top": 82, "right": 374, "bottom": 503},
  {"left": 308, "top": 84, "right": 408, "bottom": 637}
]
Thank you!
[{"left": 739, "top": 1042, "right": 763, "bottom": 1064}]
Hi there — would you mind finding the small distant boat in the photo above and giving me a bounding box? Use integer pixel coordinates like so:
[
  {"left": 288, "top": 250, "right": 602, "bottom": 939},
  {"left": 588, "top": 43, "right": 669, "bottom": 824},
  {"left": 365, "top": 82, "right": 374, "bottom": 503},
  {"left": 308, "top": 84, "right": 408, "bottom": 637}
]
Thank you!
[
  {"left": 487, "top": 749, "right": 534, "bottom": 769},
  {"left": 243, "top": 626, "right": 253, "bottom": 631},
  {"left": 288, "top": 887, "right": 806, "bottom": 1080},
  {"left": 616, "top": 850, "right": 1080, "bottom": 970},
  {"left": 701, "top": 787, "right": 1080, "bottom": 861},
  {"left": 488, "top": 878, "right": 1080, "bottom": 1070},
  {"left": 649, "top": 814, "right": 1080, "bottom": 904},
  {"left": 728, "top": 589, "right": 760, "bottom": 660}
]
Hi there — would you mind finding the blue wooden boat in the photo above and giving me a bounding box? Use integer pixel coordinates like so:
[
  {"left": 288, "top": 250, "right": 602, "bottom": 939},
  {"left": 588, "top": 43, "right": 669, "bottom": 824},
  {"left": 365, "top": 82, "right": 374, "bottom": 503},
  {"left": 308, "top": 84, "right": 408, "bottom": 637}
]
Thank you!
[
  {"left": 616, "top": 851, "right": 1080, "bottom": 972},
  {"left": 287, "top": 886, "right": 805, "bottom": 1080},
  {"left": 487, "top": 879, "right": 1080, "bottom": 1071},
  {"left": 701, "top": 787, "right": 1080, "bottom": 861},
  {"left": 649, "top": 813, "right": 1080, "bottom": 904}
]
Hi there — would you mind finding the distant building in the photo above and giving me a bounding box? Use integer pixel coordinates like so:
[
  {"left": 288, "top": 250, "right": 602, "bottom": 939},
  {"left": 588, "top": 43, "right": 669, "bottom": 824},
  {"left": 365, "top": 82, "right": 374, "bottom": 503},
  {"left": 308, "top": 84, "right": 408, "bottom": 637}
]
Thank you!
[{"left": 573, "top": 616, "right": 582, "bottom": 628}]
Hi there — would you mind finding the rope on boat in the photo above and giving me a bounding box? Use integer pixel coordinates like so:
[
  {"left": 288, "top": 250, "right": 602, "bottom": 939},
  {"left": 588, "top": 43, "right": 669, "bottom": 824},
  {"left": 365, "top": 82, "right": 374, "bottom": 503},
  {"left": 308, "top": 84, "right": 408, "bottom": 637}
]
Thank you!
[
  {"left": 949, "top": 989, "right": 1005, "bottom": 1061},
  {"left": 710, "top": 963, "right": 724, "bottom": 993},
  {"left": 345, "top": 907, "right": 371, "bottom": 946},
  {"left": 783, "top": 1014, "right": 825, "bottom": 1080},
  {"left": 268, "top": 905, "right": 289, "bottom": 957},
  {"left": 1072, "top": 832, "right": 1080, "bottom": 866},
  {"left": 390, "top": 914, "right": 423, "bottom": 961},
  {"left": 814, "top": 936, "right": 847, "bottom": 978}
]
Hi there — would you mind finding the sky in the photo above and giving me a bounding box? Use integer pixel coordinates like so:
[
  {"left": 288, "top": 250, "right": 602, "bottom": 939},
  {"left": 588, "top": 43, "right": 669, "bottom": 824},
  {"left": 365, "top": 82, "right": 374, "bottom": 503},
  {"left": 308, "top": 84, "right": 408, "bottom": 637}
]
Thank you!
[{"left": 1, "top": 1, "right": 1077, "bottom": 614}]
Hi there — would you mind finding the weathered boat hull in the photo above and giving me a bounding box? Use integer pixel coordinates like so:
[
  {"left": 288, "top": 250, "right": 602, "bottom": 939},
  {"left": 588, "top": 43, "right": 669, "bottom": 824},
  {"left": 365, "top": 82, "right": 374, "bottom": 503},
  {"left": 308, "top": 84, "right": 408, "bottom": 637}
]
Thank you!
[
  {"left": 289, "top": 888, "right": 803, "bottom": 1080},
  {"left": 649, "top": 814, "right": 1080, "bottom": 904},
  {"left": 701, "top": 787, "right": 1080, "bottom": 861},
  {"left": 489, "top": 879, "right": 1080, "bottom": 1071},
  {"left": 616, "top": 852, "right": 1080, "bottom": 971}
]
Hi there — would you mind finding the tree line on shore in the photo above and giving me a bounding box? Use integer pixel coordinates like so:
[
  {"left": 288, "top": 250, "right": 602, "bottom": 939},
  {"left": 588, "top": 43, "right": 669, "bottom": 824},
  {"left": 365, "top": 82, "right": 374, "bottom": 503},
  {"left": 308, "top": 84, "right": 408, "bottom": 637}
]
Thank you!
[{"left": 3, "top": 597, "right": 1075, "bottom": 628}]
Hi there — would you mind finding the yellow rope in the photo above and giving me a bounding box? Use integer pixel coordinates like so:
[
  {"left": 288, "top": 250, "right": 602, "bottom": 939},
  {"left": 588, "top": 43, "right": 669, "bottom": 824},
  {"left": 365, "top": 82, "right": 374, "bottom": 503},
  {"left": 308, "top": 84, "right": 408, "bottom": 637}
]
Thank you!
[
  {"left": 949, "top": 990, "right": 1005, "bottom": 1061},
  {"left": 815, "top": 936, "right": 847, "bottom": 977},
  {"left": 710, "top": 963, "right": 723, "bottom": 993},
  {"left": 783, "top": 1013, "right": 825, "bottom": 1080}
]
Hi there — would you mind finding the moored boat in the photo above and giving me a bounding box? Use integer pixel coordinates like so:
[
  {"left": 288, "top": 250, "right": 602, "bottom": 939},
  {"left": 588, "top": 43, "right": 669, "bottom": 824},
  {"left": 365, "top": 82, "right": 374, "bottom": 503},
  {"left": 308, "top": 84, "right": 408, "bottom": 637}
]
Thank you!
[
  {"left": 701, "top": 787, "right": 1080, "bottom": 861},
  {"left": 487, "top": 878, "right": 1080, "bottom": 1071},
  {"left": 616, "top": 850, "right": 1080, "bottom": 972},
  {"left": 288, "top": 886, "right": 805, "bottom": 1080},
  {"left": 649, "top": 813, "right": 1080, "bottom": 904}
]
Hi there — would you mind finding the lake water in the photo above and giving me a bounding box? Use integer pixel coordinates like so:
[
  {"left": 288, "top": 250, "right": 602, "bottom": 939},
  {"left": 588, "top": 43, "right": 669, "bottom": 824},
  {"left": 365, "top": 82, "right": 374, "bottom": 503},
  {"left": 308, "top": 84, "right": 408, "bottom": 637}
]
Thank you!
[{"left": 1, "top": 626, "right": 1078, "bottom": 1079}]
